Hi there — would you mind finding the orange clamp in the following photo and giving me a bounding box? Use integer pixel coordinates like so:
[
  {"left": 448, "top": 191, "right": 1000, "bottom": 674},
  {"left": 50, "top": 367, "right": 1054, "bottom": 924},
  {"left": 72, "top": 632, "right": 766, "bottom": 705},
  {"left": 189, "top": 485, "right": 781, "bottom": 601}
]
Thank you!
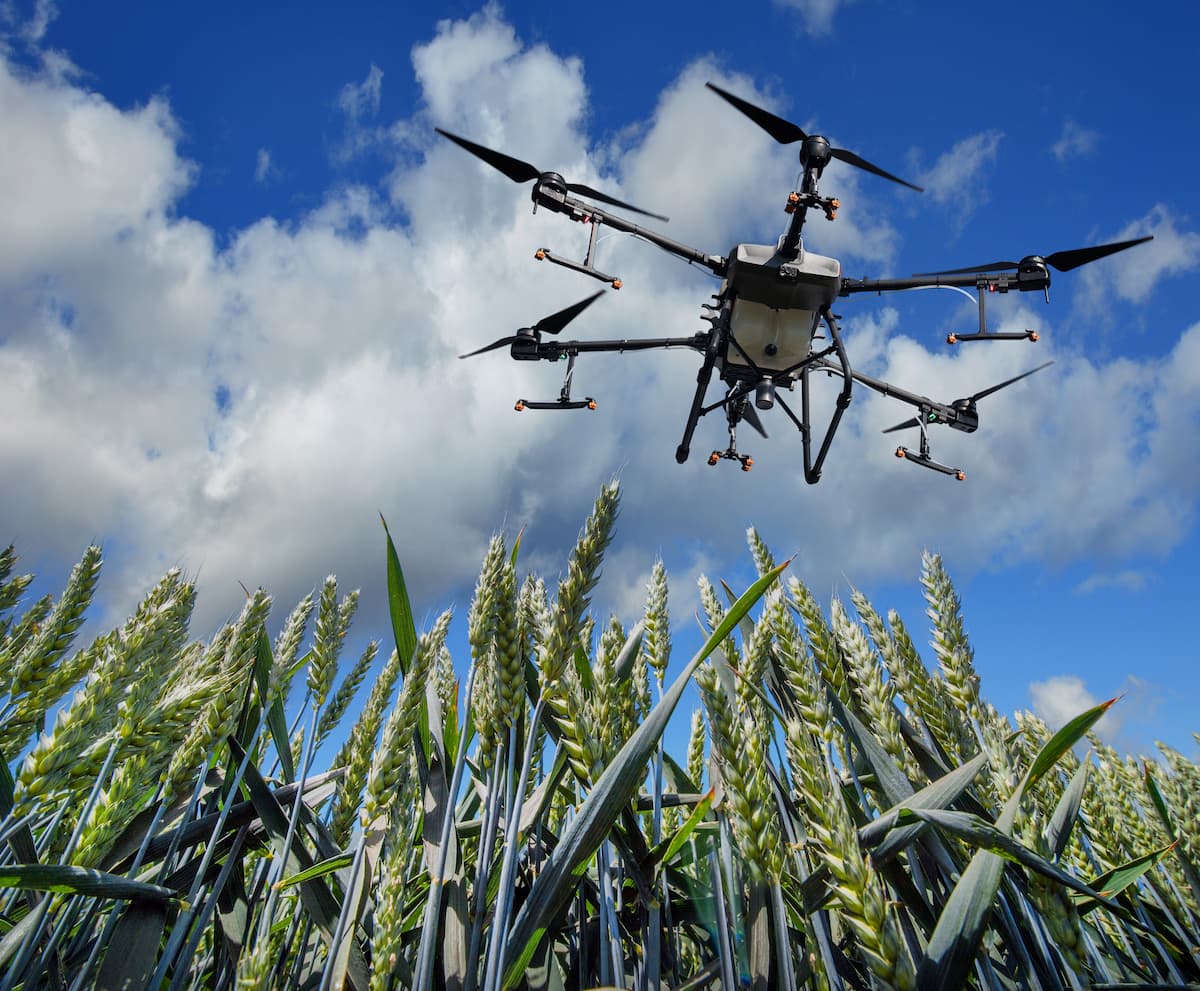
[
  {"left": 586, "top": 400, "right": 597, "bottom": 410},
  {"left": 535, "top": 249, "right": 546, "bottom": 261},
  {"left": 785, "top": 192, "right": 800, "bottom": 214},
  {"left": 514, "top": 401, "right": 525, "bottom": 412},
  {"left": 611, "top": 279, "right": 622, "bottom": 290}
]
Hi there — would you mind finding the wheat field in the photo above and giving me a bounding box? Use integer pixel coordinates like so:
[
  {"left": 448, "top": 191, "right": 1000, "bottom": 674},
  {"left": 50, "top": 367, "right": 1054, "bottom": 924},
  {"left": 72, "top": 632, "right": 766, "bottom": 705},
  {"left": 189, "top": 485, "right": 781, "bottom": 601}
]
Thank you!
[{"left": 0, "top": 482, "right": 1197, "bottom": 990}]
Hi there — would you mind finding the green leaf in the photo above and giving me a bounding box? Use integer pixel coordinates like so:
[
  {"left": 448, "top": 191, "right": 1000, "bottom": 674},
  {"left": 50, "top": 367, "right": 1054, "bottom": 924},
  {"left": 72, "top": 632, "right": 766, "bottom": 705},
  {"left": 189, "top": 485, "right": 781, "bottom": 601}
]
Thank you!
[
  {"left": 1045, "top": 756, "right": 1089, "bottom": 862},
  {"left": 642, "top": 789, "right": 715, "bottom": 876},
  {"left": 864, "top": 751, "right": 990, "bottom": 865},
  {"left": 380, "top": 514, "right": 418, "bottom": 674},
  {"left": 275, "top": 853, "right": 354, "bottom": 891},
  {"left": 1074, "top": 843, "right": 1177, "bottom": 914},
  {"left": 228, "top": 739, "right": 370, "bottom": 990},
  {"left": 501, "top": 559, "right": 788, "bottom": 988},
  {"left": 0, "top": 864, "right": 179, "bottom": 903},
  {"left": 268, "top": 695, "right": 295, "bottom": 784},
  {"left": 1023, "top": 696, "right": 1115, "bottom": 793},
  {"left": 95, "top": 900, "right": 168, "bottom": 991}
]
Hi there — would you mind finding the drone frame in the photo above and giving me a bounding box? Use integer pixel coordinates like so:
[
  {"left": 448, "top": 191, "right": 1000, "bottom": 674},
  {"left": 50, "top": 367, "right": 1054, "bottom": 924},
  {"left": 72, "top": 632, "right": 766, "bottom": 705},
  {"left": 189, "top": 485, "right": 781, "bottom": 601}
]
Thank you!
[{"left": 444, "top": 85, "right": 1152, "bottom": 483}]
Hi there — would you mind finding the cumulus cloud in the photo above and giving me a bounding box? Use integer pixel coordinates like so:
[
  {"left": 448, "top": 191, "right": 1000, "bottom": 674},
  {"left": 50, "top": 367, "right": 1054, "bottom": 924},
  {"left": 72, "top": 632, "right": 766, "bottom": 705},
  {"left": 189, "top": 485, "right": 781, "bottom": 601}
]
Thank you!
[
  {"left": 774, "top": 0, "right": 855, "bottom": 35},
  {"left": 1028, "top": 674, "right": 1162, "bottom": 750},
  {"left": 1029, "top": 675, "right": 1117, "bottom": 737},
  {"left": 1052, "top": 119, "right": 1099, "bottom": 163},
  {"left": 2, "top": 9, "right": 1199, "bottom": 654},
  {"left": 332, "top": 63, "right": 386, "bottom": 163},
  {"left": 917, "top": 130, "right": 1003, "bottom": 229},
  {"left": 1073, "top": 569, "right": 1149, "bottom": 595}
]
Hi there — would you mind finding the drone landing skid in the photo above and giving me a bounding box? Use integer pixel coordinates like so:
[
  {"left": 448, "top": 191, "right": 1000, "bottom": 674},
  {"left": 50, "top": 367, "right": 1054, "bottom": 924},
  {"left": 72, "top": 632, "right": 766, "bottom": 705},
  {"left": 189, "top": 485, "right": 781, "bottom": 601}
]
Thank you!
[
  {"left": 515, "top": 398, "right": 597, "bottom": 411},
  {"left": 534, "top": 216, "right": 623, "bottom": 289},
  {"left": 894, "top": 446, "right": 965, "bottom": 481},
  {"left": 948, "top": 330, "right": 1039, "bottom": 345},
  {"left": 514, "top": 350, "right": 599, "bottom": 412}
]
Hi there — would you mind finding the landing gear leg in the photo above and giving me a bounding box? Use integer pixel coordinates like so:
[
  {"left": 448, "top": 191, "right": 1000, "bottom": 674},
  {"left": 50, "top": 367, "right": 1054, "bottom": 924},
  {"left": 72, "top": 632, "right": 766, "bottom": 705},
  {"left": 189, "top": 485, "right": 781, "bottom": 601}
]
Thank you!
[{"left": 676, "top": 350, "right": 717, "bottom": 464}]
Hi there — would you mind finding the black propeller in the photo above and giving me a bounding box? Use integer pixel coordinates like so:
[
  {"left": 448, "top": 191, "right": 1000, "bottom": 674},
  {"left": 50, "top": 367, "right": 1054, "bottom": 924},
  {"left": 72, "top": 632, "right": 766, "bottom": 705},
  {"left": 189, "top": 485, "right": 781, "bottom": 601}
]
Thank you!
[
  {"left": 915, "top": 236, "right": 1154, "bottom": 277},
  {"left": 436, "top": 128, "right": 669, "bottom": 221},
  {"left": 967, "top": 360, "right": 1054, "bottom": 401},
  {"left": 705, "top": 82, "right": 923, "bottom": 193},
  {"left": 459, "top": 292, "right": 605, "bottom": 359},
  {"left": 881, "top": 361, "right": 1054, "bottom": 433},
  {"left": 741, "top": 402, "right": 768, "bottom": 439},
  {"left": 882, "top": 416, "right": 921, "bottom": 435}
]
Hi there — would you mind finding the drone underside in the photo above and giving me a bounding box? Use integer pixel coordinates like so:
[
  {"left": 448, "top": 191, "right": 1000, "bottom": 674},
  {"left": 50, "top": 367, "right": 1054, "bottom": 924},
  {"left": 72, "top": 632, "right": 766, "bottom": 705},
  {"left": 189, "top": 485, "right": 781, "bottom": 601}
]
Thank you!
[{"left": 444, "top": 83, "right": 1152, "bottom": 483}]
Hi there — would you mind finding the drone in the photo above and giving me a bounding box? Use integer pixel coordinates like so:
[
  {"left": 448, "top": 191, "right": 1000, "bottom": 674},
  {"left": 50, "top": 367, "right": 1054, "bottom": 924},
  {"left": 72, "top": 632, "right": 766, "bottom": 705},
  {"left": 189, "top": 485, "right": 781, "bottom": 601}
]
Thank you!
[{"left": 442, "top": 82, "right": 1153, "bottom": 481}]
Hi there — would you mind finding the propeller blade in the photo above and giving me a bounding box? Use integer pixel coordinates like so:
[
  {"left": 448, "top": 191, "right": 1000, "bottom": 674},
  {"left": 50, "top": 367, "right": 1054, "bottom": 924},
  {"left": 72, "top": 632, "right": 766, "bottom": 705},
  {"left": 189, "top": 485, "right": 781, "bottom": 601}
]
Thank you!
[
  {"left": 830, "top": 147, "right": 924, "bottom": 192},
  {"left": 882, "top": 416, "right": 921, "bottom": 434},
  {"left": 914, "top": 235, "right": 1155, "bottom": 277},
  {"left": 435, "top": 129, "right": 540, "bottom": 184},
  {"left": 705, "top": 82, "right": 807, "bottom": 144},
  {"left": 566, "top": 182, "right": 669, "bottom": 222},
  {"left": 533, "top": 291, "right": 605, "bottom": 335},
  {"left": 707, "top": 82, "right": 920, "bottom": 191},
  {"left": 1044, "top": 236, "right": 1154, "bottom": 272},
  {"left": 968, "top": 360, "right": 1054, "bottom": 402},
  {"left": 742, "top": 402, "right": 769, "bottom": 439},
  {"left": 913, "top": 260, "right": 1020, "bottom": 276},
  {"left": 458, "top": 336, "right": 522, "bottom": 359}
]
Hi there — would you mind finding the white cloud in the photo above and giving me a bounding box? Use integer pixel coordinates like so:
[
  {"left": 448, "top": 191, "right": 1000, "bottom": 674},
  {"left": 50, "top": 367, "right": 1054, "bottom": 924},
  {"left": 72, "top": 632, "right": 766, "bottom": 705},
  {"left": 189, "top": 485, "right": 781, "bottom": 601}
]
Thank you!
[
  {"left": 333, "top": 63, "right": 386, "bottom": 163},
  {"left": 338, "top": 62, "right": 383, "bottom": 120},
  {"left": 2, "top": 10, "right": 1199, "bottom": 653},
  {"left": 1073, "top": 569, "right": 1149, "bottom": 595},
  {"left": 254, "top": 147, "right": 275, "bottom": 184},
  {"left": 1028, "top": 675, "right": 1119, "bottom": 738},
  {"left": 917, "top": 130, "right": 1003, "bottom": 229},
  {"left": 1051, "top": 119, "right": 1099, "bottom": 162},
  {"left": 1028, "top": 674, "right": 1162, "bottom": 750},
  {"left": 774, "top": 0, "right": 855, "bottom": 35}
]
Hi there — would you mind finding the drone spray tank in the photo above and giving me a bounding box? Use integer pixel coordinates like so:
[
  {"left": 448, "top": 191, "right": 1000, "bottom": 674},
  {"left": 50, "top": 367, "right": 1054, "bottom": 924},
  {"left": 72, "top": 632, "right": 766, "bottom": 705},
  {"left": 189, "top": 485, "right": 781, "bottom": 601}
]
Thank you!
[{"left": 717, "top": 243, "right": 842, "bottom": 394}]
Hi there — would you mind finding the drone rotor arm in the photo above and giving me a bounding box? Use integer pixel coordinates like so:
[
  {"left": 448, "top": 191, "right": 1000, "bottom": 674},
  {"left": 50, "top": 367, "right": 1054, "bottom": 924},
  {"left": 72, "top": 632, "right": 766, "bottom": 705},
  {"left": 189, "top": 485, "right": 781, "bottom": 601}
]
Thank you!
[{"left": 818, "top": 357, "right": 931, "bottom": 410}]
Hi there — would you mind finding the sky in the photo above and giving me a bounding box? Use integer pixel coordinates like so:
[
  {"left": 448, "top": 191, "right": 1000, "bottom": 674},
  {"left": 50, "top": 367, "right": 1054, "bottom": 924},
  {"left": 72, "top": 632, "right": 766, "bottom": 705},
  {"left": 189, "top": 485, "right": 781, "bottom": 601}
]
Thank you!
[{"left": 1, "top": 0, "right": 1198, "bottom": 757}]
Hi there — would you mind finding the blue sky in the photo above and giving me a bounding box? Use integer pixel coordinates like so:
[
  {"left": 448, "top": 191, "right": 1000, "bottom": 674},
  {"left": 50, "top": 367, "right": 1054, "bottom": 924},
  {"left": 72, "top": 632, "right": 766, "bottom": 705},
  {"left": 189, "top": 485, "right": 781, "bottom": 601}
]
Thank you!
[{"left": 1, "top": 0, "right": 1197, "bottom": 756}]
